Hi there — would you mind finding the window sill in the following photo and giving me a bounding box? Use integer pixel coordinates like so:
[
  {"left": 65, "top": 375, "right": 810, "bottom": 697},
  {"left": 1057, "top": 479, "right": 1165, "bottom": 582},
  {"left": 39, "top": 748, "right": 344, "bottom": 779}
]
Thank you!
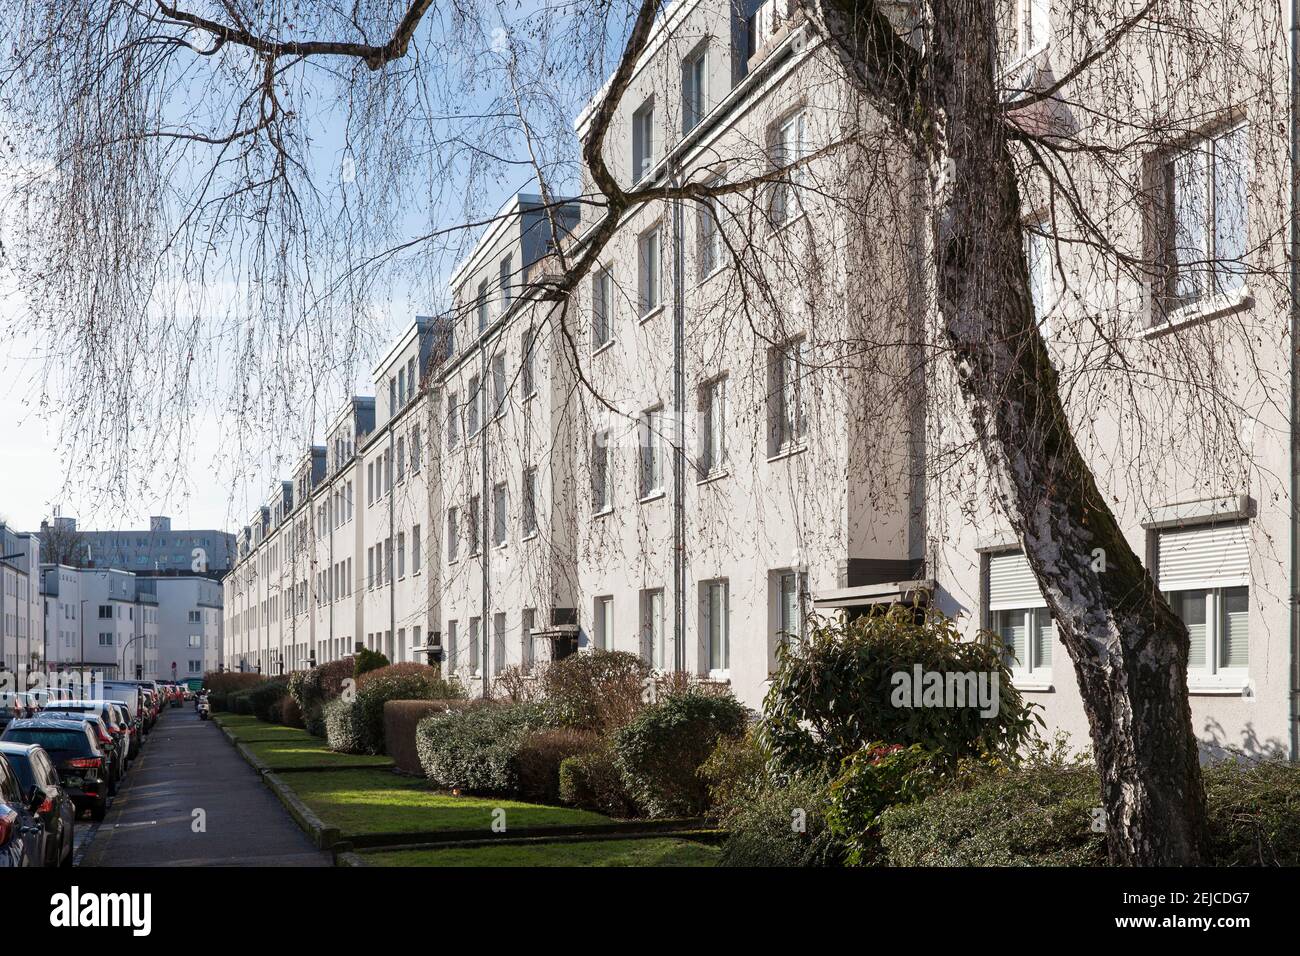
[
  {"left": 493, "top": 542, "right": 508, "bottom": 552},
  {"left": 592, "top": 340, "right": 614, "bottom": 358},
  {"left": 695, "top": 264, "right": 726, "bottom": 288},
  {"left": 767, "top": 443, "right": 806, "bottom": 463},
  {"left": 1188, "top": 677, "right": 1253, "bottom": 697},
  {"left": 773, "top": 210, "right": 807, "bottom": 234},
  {"left": 1011, "top": 676, "right": 1054, "bottom": 693},
  {"left": 522, "top": 531, "right": 539, "bottom": 542},
  {"left": 638, "top": 490, "right": 666, "bottom": 505},
  {"left": 592, "top": 507, "right": 613, "bottom": 520},
  {"left": 697, "top": 469, "right": 730, "bottom": 486},
  {"left": 639, "top": 305, "right": 664, "bottom": 324},
  {"left": 1144, "top": 287, "right": 1252, "bottom": 338}
]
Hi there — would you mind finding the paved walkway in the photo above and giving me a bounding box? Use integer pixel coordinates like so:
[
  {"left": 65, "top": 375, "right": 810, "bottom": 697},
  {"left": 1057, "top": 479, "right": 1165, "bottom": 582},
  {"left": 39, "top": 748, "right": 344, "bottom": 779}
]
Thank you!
[{"left": 82, "top": 705, "right": 331, "bottom": 866}]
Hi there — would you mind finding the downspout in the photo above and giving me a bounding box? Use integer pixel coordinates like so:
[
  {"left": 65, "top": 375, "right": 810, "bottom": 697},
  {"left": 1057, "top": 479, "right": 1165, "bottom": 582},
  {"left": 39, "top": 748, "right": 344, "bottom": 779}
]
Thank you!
[
  {"left": 671, "top": 164, "right": 687, "bottom": 673},
  {"left": 1290, "top": 0, "right": 1299, "bottom": 761},
  {"left": 481, "top": 342, "right": 491, "bottom": 698},
  {"left": 389, "top": 428, "right": 396, "bottom": 665}
]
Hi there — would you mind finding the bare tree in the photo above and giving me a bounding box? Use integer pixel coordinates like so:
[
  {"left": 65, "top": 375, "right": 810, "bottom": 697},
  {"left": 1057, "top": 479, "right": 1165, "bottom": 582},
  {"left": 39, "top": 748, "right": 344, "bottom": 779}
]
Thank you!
[
  {"left": 38, "top": 520, "right": 88, "bottom": 567},
  {"left": 1, "top": 0, "right": 1279, "bottom": 864}
]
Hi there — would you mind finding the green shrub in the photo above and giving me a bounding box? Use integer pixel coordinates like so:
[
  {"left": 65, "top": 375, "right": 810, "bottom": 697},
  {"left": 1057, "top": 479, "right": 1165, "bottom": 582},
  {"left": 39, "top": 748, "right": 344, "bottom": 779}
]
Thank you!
[
  {"left": 1204, "top": 757, "right": 1300, "bottom": 866},
  {"left": 354, "top": 648, "right": 390, "bottom": 679},
  {"left": 416, "top": 702, "right": 547, "bottom": 794},
  {"left": 384, "top": 700, "right": 474, "bottom": 775},
  {"left": 558, "top": 748, "right": 637, "bottom": 817},
  {"left": 613, "top": 690, "right": 747, "bottom": 817},
  {"left": 323, "top": 697, "right": 366, "bottom": 754},
  {"left": 278, "top": 694, "right": 304, "bottom": 728},
  {"left": 516, "top": 728, "right": 602, "bottom": 803},
  {"left": 718, "top": 772, "right": 843, "bottom": 867},
  {"left": 539, "top": 650, "right": 652, "bottom": 732},
  {"left": 202, "top": 672, "right": 267, "bottom": 695},
  {"left": 337, "top": 664, "right": 464, "bottom": 755},
  {"left": 760, "top": 607, "right": 1040, "bottom": 776},
  {"left": 700, "top": 726, "right": 769, "bottom": 817},
  {"left": 247, "top": 680, "right": 289, "bottom": 722},
  {"left": 289, "top": 657, "right": 356, "bottom": 737},
  {"left": 827, "top": 743, "right": 953, "bottom": 864}
]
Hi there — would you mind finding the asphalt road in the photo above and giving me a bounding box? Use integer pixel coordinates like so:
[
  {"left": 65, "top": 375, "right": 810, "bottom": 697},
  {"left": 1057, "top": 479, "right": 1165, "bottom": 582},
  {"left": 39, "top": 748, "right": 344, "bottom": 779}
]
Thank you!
[{"left": 81, "top": 705, "right": 331, "bottom": 867}]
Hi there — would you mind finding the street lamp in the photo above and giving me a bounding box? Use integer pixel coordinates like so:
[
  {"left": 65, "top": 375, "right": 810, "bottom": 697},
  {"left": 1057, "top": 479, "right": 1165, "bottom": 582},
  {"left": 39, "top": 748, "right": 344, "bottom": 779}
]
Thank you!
[{"left": 119, "top": 632, "right": 145, "bottom": 680}]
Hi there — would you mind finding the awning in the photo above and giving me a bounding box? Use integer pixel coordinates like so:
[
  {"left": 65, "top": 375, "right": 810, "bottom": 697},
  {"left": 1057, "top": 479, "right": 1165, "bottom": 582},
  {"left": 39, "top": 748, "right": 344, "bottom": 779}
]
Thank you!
[
  {"left": 812, "top": 579, "right": 934, "bottom": 610},
  {"left": 531, "top": 624, "right": 580, "bottom": 641}
]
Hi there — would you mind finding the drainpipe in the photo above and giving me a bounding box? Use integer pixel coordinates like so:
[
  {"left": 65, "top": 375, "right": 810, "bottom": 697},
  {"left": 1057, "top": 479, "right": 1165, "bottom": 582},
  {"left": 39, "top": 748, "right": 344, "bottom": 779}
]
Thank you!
[
  {"left": 1290, "top": 0, "right": 1299, "bottom": 760},
  {"left": 671, "top": 165, "right": 687, "bottom": 672},
  {"left": 389, "top": 428, "right": 396, "bottom": 665},
  {"left": 481, "top": 341, "right": 491, "bottom": 698}
]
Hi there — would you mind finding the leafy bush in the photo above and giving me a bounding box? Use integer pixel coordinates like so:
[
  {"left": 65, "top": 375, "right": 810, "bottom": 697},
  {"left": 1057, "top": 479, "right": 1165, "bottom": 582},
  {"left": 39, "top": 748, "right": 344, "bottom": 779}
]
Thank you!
[
  {"left": 202, "top": 671, "right": 267, "bottom": 695},
  {"left": 827, "top": 743, "right": 953, "bottom": 863},
  {"left": 288, "top": 657, "right": 356, "bottom": 737},
  {"left": 1204, "top": 757, "right": 1300, "bottom": 866},
  {"left": 515, "top": 728, "right": 602, "bottom": 803},
  {"left": 384, "top": 700, "right": 474, "bottom": 775},
  {"left": 277, "top": 695, "right": 304, "bottom": 728},
  {"left": 718, "top": 772, "right": 843, "bottom": 867},
  {"left": 323, "top": 697, "right": 366, "bottom": 754},
  {"left": 558, "top": 748, "right": 637, "bottom": 817},
  {"left": 416, "top": 702, "right": 547, "bottom": 794},
  {"left": 330, "top": 664, "right": 464, "bottom": 755},
  {"left": 760, "top": 607, "right": 1040, "bottom": 775},
  {"left": 539, "top": 650, "right": 651, "bottom": 732},
  {"left": 247, "top": 680, "right": 289, "bottom": 722},
  {"left": 613, "top": 690, "right": 747, "bottom": 817},
  {"left": 354, "top": 648, "right": 390, "bottom": 679}
]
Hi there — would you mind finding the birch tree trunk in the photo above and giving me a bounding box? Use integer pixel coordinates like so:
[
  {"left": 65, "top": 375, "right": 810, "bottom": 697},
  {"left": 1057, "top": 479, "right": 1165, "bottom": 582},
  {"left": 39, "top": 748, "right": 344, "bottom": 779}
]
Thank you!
[{"left": 814, "top": 0, "right": 1212, "bottom": 864}]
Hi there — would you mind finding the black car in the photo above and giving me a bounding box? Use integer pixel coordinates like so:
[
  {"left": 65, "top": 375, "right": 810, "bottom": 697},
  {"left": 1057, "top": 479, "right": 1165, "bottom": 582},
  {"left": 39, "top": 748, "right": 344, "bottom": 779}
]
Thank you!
[
  {"left": 44, "top": 701, "right": 131, "bottom": 780},
  {"left": 0, "top": 692, "right": 33, "bottom": 733},
  {"left": 0, "top": 752, "right": 47, "bottom": 867},
  {"left": 1, "top": 719, "right": 109, "bottom": 821},
  {"left": 0, "top": 742, "right": 73, "bottom": 867}
]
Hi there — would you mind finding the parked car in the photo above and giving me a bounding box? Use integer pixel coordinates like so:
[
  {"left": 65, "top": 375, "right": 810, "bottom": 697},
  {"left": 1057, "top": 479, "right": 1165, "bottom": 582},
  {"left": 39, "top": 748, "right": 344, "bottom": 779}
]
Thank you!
[
  {"left": 0, "top": 752, "right": 45, "bottom": 867},
  {"left": 43, "top": 701, "right": 131, "bottom": 781},
  {"left": 0, "top": 693, "right": 32, "bottom": 732},
  {"left": 1, "top": 719, "right": 110, "bottom": 821},
  {"left": 0, "top": 742, "right": 73, "bottom": 867}
]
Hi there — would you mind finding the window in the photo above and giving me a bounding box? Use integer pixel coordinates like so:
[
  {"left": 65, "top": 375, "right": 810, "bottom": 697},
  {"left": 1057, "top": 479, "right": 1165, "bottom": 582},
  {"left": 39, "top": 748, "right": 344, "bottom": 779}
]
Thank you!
[
  {"left": 447, "top": 620, "right": 458, "bottom": 670},
  {"left": 521, "top": 609, "right": 535, "bottom": 674},
  {"left": 594, "top": 596, "right": 614, "bottom": 651},
  {"left": 187, "top": 610, "right": 201, "bottom": 623},
  {"left": 499, "top": 253, "right": 513, "bottom": 311},
  {"left": 411, "top": 525, "right": 421, "bottom": 574},
  {"left": 682, "top": 46, "right": 707, "bottom": 133},
  {"left": 522, "top": 466, "right": 538, "bottom": 537},
  {"left": 447, "top": 508, "right": 459, "bottom": 562},
  {"left": 476, "top": 279, "right": 490, "bottom": 333},
  {"left": 188, "top": 635, "right": 202, "bottom": 648},
  {"left": 591, "top": 430, "right": 612, "bottom": 514},
  {"left": 99, "top": 632, "right": 113, "bottom": 646},
  {"left": 396, "top": 436, "right": 406, "bottom": 481},
  {"left": 1016, "top": 0, "right": 1050, "bottom": 58},
  {"left": 639, "top": 407, "right": 664, "bottom": 498},
  {"left": 98, "top": 605, "right": 111, "bottom": 619},
  {"left": 771, "top": 110, "right": 809, "bottom": 224},
  {"left": 492, "top": 481, "right": 508, "bottom": 547},
  {"left": 469, "top": 617, "right": 481, "bottom": 674},
  {"left": 398, "top": 367, "right": 406, "bottom": 408},
  {"left": 988, "top": 550, "right": 1054, "bottom": 678},
  {"left": 592, "top": 268, "right": 612, "bottom": 349},
  {"left": 638, "top": 226, "right": 661, "bottom": 316},
  {"left": 1025, "top": 224, "right": 1058, "bottom": 335},
  {"left": 493, "top": 612, "right": 507, "bottom": 675},
  {"left": 367, "top": 462, "right": 375, "bottom": 503},
  {"left": 468, "top": 495, "right": 481, "bottom": 555},
  {"left": 367, "top": 546, "right": 375, "bottom": 588},
  {"left": 1158, "top": 523, "right": 1250, "bottom": 683},
  {"left": 776, "top": 570, "right": 804, "bottom": 647},
  {"left": 384, "top": 450, "right": 393, "bottom": 493},
  {"left": 407, "top": 356, "right": 417, "bottom": 400},
  {"left": 632, "top": 99, "right": 655, "bottom": 182},
  {"left": 641, "top": 588, "right": 666, "bottom": 669},
  {"left": 411, "top": 426, "right": 421, "bottom": 472},
  {"left": 769, "top": 338, "right": 807, "bottom": 454},
  {"left": 1158, "top": 123, "right": 1248, "bottom": 313},
  {"left": 385, "top": 537, "right": 393, "bottom": 585},
  {"left": 491, "top": 352, "right": 507, "bottom": 417},
  {"left": 467, "top": 375, "right": 481, "bottom": 434},
  {"left": 700, "top": 376, "right": 727, "bottom": 475},
  {"left": 697, "top": 195, "right": 721, "bottom": 279},
  {"left": 447, "top": 393, "right": 459, "bottom": 449},
  {"left": 389, "top": 377, "right": 397, "bottom": 416},
  {"left": 396, "top": 532, "right": 406, "bottom": 578},
  {"left": 703, "top": 580, "right": 729, "bottom": 673},
  {"left": 521, "top": 327, "right": 536, "bottom": 396}
]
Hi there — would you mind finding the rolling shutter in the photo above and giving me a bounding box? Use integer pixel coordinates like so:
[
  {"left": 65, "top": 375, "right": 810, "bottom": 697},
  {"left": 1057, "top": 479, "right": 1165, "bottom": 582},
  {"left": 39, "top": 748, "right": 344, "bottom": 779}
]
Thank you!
[
  {"left": 1156, "top": 523, "right": 1249, "bottom": 592},
  {"left": 988, "top": 550, "right": 1046, "bottom": 610}
]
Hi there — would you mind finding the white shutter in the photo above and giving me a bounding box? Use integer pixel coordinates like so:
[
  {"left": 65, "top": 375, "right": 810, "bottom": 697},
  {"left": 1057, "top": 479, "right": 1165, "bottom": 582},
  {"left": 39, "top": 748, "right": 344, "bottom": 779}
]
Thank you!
[
  {"left": 988, "top": 550, "right": 1046, "bottom": 610},
  {"left": 1157, "top": 523, "right": 1249, "bottom": 591}
]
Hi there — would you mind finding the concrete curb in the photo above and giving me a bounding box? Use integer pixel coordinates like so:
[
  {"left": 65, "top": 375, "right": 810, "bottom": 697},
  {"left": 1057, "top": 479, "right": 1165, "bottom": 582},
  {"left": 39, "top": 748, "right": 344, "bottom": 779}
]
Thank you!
[
  {"left": 335, "top": 849, "right": 371, "bottom": 867},
  {"left": 263, "top": 772, "right": 342, "bottom": 850},
  {"left": 347, "top": 816, "right": 719, "bottom": 849}
]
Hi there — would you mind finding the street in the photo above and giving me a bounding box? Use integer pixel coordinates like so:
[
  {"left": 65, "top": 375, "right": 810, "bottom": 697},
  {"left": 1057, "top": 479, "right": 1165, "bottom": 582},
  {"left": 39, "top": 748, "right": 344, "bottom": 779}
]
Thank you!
[{"left": 80, "top": 706, "right": 331, "bottom": 867}]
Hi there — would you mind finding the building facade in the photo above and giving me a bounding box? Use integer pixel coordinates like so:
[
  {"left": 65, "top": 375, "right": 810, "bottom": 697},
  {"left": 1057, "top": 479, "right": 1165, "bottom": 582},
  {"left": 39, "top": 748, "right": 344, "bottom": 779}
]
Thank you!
[
  {"left": 41, "top": 515, "right": 236, "bottom": 574},
  {"left": 0, "top": 524, "right": 43, "bottom": 677},
  {"left": 223, "top": 0, "right": 1298, "bottom": 759}
]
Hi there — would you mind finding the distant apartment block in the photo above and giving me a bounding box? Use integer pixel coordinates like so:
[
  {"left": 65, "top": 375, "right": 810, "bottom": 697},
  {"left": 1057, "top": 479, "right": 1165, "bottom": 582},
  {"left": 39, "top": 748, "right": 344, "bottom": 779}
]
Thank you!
[{"left": 41, "top": 515, "right": 236, "bottom": 573}]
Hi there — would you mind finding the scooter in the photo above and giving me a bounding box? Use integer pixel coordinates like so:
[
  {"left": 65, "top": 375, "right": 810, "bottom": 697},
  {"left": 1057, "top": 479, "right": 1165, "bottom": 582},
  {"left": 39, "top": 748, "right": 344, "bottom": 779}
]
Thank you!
[{"left": 196, "top": 694, "right": 210, "bottom": 720}]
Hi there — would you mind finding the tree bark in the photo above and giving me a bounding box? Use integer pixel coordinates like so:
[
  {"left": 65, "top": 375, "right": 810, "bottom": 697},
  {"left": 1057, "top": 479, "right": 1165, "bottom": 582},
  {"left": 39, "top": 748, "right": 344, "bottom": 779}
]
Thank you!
[{"left": 813, "top": 0, "right": 1212, "bottom": 863}]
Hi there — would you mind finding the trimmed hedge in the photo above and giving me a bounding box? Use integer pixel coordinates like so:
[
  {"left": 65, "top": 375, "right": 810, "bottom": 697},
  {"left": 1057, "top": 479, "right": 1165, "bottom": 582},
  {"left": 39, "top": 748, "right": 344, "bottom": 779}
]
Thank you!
[
  {"left": 613, "top": 690, "right": 747, "bottom": 817},
  {"left": 384, "top": 699, "right": 475, "bottom": 775},
  {"left": 516, "top": 728, "right": 602, "bottom": 803},
  {"left": 539, "top": 650, "right": 651, "bottom": 732},
  {"left": 558, "top": 747, "right": 637, "bottom": 817},
  {"left": 326, "top": 664, "right": 463, "bottom": 755},
  {"left": 247, "top": 680, "right": 290, "bottom": 723},
  {"left": 416, "top": 702, "right": 547, "bottom": 794},
  {"left": 288, "top": 657, "right": 356, "bottom": 737},
  {"left": 322, "top": 697, "right": 365, "bottom": 754}
]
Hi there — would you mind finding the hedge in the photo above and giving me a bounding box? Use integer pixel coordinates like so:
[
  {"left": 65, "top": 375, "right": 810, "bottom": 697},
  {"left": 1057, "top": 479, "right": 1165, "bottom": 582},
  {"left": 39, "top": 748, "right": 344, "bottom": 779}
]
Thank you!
[
  {"left": 384, "top": 699, "right": 475, "bottom": 775},
  {"left": 516, "top": 728, "right": 602, "bottom": 803},
  {"left": 558, "top": 747, "right": 637, "bottom": 817},
  {"left": 416, "top": 702, "right": 547, "bottom": 794},
  {"left": 325, "top": 664, "right": 463, "bottom": 755}
]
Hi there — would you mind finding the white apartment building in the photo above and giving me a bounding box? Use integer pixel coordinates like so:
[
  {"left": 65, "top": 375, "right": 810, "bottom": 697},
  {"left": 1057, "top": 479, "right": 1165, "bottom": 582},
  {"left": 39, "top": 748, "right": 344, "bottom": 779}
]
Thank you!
[
  {"left": 224, "top": 0, "right": 1299, "bottom": 759},
  {"left": 41, "top": 567, "right": 158, "bottom": 680},
  {"left": 0, "top": 525, "right": 43, "bottom": 676},
  {"left": 148, "top": 576, "right": 223, "bottom": 681}
]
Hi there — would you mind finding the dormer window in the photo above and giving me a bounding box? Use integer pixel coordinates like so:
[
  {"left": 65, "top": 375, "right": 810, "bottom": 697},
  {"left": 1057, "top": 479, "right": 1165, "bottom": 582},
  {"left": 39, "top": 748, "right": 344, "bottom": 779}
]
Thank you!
[{"left": 632, "top": 99, "right": 655, "bottom": 182}]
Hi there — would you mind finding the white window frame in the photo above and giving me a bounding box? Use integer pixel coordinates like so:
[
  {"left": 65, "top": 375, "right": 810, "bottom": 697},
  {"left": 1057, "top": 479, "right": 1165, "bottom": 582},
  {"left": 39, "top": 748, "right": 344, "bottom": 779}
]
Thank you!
[
  {"left": 594, "top": 595, "right": 614, "bottom": 651},
  {"left": 768, "top": 338, "right": 807, "bottom": 456},
  {"left": 770, "top": 110, "right": 808, "bottom": 225},
  {"left": 700, "top": 376, "right": 727, "bottom": 476},
  {"left": 641, "top": 588, "right": 666, "bottom": 670},
  {"left": 638, "top": 226, "right": 662, "bottom": 317},
  {"left": 682, "top": 45, "right": 707, "bottom": 133},
  {"left": 639, "top": 406, "right": 664, "bottom": 500},
  {"left": 703, "top": 579, "right": 730, "bottom": 677},
  {"left": 632, "top": 99, "right": 655, "bottom": 182},
  {"left": 492, "top": 481, "right": 508, "bottom": 547},
  {"left": 987, "top": 550, "right": 1054, "bottom": 685},
  {"left": 522, "top": 466, "right": 538, "bottom": 537},
  {"left": 592, "top": 268, "right": 612, "bottom": 350},
  {"left": 591, "top": 430, "right": 612, "bottom": 515}
]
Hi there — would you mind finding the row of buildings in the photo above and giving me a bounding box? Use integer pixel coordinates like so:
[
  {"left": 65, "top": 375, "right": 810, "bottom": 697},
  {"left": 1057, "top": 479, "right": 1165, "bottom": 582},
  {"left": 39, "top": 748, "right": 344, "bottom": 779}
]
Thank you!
[
  {"left": 223, "top": 0, "right": 1297, "bottom": 759},
  {"left": 0, "top": 518, "right": 230, "bottom": 683}
]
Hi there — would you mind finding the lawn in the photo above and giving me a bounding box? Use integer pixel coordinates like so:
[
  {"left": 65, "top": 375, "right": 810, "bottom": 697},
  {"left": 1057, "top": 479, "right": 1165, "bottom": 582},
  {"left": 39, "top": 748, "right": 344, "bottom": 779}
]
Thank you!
[
  {"left": 285, "top": 769, "right": 612, "bottom": 836},
  {"left": 362, "top": 837, "right": 720, "bottom": 867},
  {"left": 244, "top": 738, "right": 393, "bottom": 770}
]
